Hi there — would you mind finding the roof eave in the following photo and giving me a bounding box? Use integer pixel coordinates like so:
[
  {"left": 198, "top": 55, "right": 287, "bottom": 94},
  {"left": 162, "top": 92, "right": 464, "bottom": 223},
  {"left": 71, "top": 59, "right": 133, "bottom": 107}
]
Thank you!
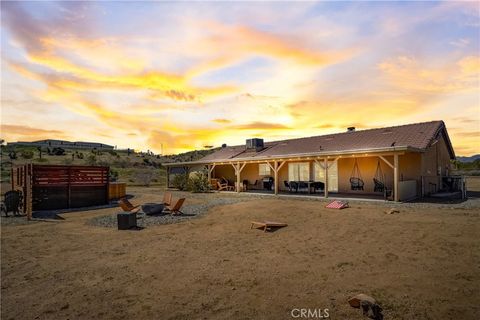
[{"left": 163, "top": 146, "right": 421, "bottom": 166}]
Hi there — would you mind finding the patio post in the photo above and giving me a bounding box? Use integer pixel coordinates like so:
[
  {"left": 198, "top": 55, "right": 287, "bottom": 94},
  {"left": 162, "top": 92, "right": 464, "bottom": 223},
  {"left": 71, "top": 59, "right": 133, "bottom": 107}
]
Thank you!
[
  {"left": 394, "top": 154, "right": 399, "bottom": 201},
  {"left": 274, "top": 160, "right": 278, "bottom": 195},
  {"left": 232, "top": 162, "right": 246, "bottom": 192},
  {"left": 166, "top": 167, "right": 170, "bottom": 189},
  {"left": 324, "top": 158, "right": 329, "bottom": 198},
  {"left": 236, "top": 162, "right": 241, "bottom": 193},
  {"left": 207, "top": 164, "right": 216, "bottom": 181}
]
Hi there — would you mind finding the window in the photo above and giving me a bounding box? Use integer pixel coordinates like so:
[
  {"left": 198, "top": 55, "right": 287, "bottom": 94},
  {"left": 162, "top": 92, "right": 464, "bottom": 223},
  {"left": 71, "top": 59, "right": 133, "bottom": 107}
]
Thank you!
[
  {"left": 259, "top": 163, "right": 271, "bottom": 176},
  {"left": 288, "top": 162, "right": 309, "bottom": 181},
  {"left": 314, "top": 161, "right": 338, "bottom": 192}
]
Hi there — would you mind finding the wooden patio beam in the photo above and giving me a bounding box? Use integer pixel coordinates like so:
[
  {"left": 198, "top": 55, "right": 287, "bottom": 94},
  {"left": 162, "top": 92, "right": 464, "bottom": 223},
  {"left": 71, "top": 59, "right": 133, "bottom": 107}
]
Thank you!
[
  {"left": 378, "top": 155, "right": 394, "bottom": 169},
  {"left": 266, "top": 161, "right": 275, "bottom": 173}
]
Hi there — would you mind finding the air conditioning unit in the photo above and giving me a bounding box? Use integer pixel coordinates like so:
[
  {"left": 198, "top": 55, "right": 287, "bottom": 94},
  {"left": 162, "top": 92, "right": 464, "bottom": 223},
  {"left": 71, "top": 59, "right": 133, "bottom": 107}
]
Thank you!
[{"left": 246, "top": 138, "right": 264, "bottom": 151}]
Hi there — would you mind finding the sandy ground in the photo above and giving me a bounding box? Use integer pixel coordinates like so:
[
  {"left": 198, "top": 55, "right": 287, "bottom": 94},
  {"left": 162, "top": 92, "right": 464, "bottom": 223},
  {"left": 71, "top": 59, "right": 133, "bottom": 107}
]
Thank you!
[{"left": 1, "top": 187, "right": 480, "bottom": 320}]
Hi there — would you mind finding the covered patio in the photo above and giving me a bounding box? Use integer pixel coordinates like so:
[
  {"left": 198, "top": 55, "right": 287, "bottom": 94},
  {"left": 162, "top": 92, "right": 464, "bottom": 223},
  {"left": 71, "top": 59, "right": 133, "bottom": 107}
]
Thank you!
[
  {"left": 164, "top": 122, "right": 456, "bottom": 203},
  {"left": 166, "top": 150, "right": 413, "bottom": 202}
]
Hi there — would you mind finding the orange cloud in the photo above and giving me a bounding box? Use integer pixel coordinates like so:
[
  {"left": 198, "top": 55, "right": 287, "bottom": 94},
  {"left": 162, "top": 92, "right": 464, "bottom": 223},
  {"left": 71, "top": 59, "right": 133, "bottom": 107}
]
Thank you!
[
  {"left": 187, "top": 20, "right": 356, "bottom": 77},
  {"left": 232, "top": 122, "right": 290, "bottom": 130},
  {"left": 213, "top": 119, "right": 231, "bottom": 124},
  {"left": 1, "top": 124, "right": 67, "bottom": 141}
]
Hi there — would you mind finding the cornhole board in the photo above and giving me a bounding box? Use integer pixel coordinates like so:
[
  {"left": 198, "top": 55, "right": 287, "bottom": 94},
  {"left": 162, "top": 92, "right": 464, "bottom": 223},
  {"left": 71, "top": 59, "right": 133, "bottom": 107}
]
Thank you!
[
  {"left": 325, "top": 200, "right": 349, "bottom": 209},
  {"left": 250, "top": 221, "right": 287, "bottom": 232}
]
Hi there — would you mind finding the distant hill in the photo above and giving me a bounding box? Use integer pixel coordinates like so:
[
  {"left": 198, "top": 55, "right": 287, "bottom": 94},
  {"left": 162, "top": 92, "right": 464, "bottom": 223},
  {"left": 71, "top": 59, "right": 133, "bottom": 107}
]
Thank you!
[
  {"left": 0, "top": 144, "right": 218, "bottom": 186},
  {"left": 456, "top": 154, "right": 480, "bottom": 162}
]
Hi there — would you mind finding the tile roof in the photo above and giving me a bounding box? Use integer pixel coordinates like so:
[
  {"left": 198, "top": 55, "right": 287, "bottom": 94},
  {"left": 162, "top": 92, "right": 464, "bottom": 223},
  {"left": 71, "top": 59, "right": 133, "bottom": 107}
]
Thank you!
[{"left": 191, "top": 121, "right": 455, "bottom": 164}]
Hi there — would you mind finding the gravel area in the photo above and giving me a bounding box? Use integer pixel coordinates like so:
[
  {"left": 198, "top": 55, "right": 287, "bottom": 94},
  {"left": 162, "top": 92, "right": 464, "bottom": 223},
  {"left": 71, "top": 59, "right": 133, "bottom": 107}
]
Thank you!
[
  {"left": 87, "top": 196, "right": 247, "bottom": 228},
  {"left": 1, "top": 215, "right": 38, "bottom": 226}
]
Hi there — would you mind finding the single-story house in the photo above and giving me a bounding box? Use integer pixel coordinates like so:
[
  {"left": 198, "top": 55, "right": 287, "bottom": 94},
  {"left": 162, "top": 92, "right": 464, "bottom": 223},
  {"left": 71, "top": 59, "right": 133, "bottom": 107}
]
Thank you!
[{"left": 164, "top": 121, "right": 457, "bottom": 201}]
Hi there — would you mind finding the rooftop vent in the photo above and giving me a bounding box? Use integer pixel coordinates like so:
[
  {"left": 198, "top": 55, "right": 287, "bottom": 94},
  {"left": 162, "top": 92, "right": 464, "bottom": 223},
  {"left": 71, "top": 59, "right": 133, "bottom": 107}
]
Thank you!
[
  {"left": 246, "top": 138, "right": 264, "bottom": 151},
  {"left": 347, "top": 127, "right": 356, "bottom": 132}
]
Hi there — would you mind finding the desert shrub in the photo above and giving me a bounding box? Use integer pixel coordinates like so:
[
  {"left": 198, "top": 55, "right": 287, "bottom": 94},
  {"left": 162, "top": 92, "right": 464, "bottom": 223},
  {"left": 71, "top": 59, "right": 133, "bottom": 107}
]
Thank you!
[
  {"left": 63, "top": 158, "right": 73, "bottom": 165},
  {"left": 50, "top": 147, "right": 65, "bottom": 155},
  {"left": 86, "top": 154, "right": 97, "bottom": 165},
  {"left": 35, "top": 158, "right": 49, "bottom": 163},
  {"left": 112, "top": 159, "right": 129, "bottom": 168},
  {"left": 187, "top": 173, "right": 210, "bottom": 193},
  {"left": 97, "top": 160, "right": 110, "bottom": 167},
  {"left": 109, "top": 169, "right": 119, "bottom": 182},
  {"left": 108, "top": 150, "right": 118, "bottom": 156},
  {"left": 171, "top": 174, "right": 188, "bottom": 191},
  {"left": 135, "top": 170, "right": 155, "bottom": 187},
  {"left": 20, "top": 150, "right": 34, "bottom": 159}
]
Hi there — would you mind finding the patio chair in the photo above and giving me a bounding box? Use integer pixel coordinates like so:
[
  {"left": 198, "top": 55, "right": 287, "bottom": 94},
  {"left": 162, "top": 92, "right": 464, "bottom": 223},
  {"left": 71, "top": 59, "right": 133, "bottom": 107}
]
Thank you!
[
  {"left": 119, "top": 198, "right": 144, "bottom": 225},
  {"left": 119, "top": 198, "right": 140, "bottom": 214},
  {"left": 297, "top": 181, "right": 308, "bottom": 193},
  {"left": 217, "top": 180, "right": 234, "bottom": 191},
  {"left": 374, "top": 179, "right": 393, "bottom": 200},
  {"left": 312, "top": 181, "right": 325, "bottom": 193},
  {"left": 350, "top": 177, "right": 364, "bottom": 191},
  {"left": 248, "top": 180, "right": 260, "bottom": 190},
  {"left": 163, "top": 198, "right": 186, "bottom": 215},
  {"left": 373, "top": 178, "right": 385, "bottom": 193},
  {"left": 289, "top": 181, "right": 298, "bottom": 192},
  {"left": 2, "top": 190, "right": 23, "bottom": 217},
  {"left": 283, "top": 181, "right": 291, "bottom": 192},
  {"left": 162, "top": 192, "right": 172, "bottom": 206}
]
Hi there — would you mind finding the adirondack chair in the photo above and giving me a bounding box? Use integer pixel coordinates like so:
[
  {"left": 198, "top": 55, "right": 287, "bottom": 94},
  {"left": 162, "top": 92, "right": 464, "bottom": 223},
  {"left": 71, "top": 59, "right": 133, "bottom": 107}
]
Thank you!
[
  {"left": 118, "top": 198, "right": 144, "bottom": 225},
  {"left": 162, "top": 192, "right": 172, "bottom": 206},
  {"left": 119, "top": 198, "right": 140, "bottom": 214},
  {"left": 217, "top": 180, "right": 234, "bottom": 191},
  {"left": 163, "top": 198, "right": 186, "bottom": 215}
]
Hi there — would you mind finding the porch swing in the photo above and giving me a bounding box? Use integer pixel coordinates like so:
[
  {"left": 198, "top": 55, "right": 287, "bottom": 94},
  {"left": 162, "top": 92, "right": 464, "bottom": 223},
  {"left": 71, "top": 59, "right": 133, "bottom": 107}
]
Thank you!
[
  {"left": 373, "top": 160, "right": 393, "bottom": 199},
  {"left": 349, "top": 158, "right": 364, "bottom": 190},
  {"left": 373, "top": 160, "right": 386, "bottom": 192}
]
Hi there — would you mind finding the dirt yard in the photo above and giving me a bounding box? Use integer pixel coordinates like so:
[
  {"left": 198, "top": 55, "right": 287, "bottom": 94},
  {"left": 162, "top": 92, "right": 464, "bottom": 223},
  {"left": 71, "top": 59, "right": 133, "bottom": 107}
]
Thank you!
[{"left": 1, "top": 187, "right": 479, "bottom": 320}]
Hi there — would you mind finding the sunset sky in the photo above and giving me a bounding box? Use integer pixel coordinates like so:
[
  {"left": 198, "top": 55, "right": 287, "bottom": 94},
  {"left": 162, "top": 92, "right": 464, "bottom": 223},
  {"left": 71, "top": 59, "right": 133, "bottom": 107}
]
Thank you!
[{"left": 1, "top": 1, "right": 479, "bottom": 155}]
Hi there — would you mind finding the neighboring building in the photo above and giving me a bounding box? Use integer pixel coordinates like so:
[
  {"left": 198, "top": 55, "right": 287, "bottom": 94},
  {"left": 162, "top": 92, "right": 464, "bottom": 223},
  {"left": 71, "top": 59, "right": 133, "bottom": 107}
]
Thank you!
[
  {"left": 164, "top": 121, "right": 457, "bottom": 202},
  {"left": 7, "top": 139, "right": 114, "bottom": 150}
]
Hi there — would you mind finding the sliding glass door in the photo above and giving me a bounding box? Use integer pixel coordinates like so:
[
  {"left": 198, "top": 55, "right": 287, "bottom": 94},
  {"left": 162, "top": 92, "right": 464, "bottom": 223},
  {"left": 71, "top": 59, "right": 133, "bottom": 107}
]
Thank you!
[
  {"left": 288, "top": 162, "right": 309, "bottom": 181},
  {"left": 314, "top": 161, "right": 338, "bottom": 192}
]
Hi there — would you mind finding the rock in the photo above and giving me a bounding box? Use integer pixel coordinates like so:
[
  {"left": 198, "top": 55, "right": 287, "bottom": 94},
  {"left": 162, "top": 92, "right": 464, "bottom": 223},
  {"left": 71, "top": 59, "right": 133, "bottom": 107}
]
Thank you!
[
  {"left": 349, "top": 294, "right": 383, "bottom": 320},
  {"left": 361, "top": 300, "right": 383, "bottom": 320},
  {"left": 60, "top": 304, "right": 69, "bottom": 310},
  {"left": 348, "top": 293, "right": 376, "bottom": 308},
  {"left": 384, "top": 208, "right": 400, "bottom": 214}
]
